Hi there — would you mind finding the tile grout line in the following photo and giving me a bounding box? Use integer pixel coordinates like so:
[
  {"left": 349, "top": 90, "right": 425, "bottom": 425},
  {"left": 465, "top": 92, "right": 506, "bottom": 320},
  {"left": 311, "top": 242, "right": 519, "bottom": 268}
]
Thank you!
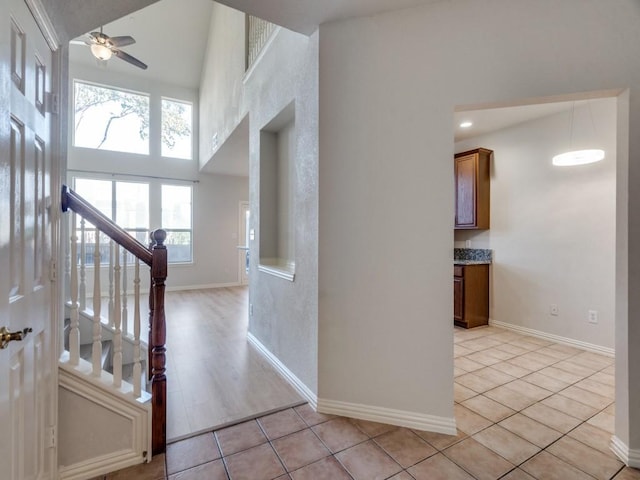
[{"left": 453, "top": 328, "right": 619, "bottom": 480}]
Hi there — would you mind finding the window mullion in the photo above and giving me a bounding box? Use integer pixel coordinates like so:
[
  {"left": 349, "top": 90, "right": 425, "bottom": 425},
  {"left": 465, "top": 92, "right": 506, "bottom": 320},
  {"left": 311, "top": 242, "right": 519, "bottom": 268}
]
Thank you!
[
  {"left": 149, "top": 181, "right": 162, "bottom": 234},
  {"left": 112, "top": 180, "right": 117, "bottom": 221}
]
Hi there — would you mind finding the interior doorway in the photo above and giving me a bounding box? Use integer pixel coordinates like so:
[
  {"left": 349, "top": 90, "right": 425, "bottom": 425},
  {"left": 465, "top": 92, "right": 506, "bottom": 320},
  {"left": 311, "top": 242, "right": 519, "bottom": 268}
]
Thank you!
[{"left": 452, "top": 94, "right": 616, "bottom": 352}]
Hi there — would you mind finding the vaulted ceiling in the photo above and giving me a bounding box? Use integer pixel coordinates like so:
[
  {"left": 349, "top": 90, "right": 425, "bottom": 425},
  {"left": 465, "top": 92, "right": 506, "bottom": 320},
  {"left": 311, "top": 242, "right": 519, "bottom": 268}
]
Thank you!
[
  {"left": 45, "top": 0, "right": 442, "bottom": 42},
  {"left": 214, "top": 0, "right": 444, "bottom": 35},
  {"left": 41, "top": 0, "right": 160, "bottom": 41},
  {"left": 68, "top": 0, "right": 213, "bottom": 89}
]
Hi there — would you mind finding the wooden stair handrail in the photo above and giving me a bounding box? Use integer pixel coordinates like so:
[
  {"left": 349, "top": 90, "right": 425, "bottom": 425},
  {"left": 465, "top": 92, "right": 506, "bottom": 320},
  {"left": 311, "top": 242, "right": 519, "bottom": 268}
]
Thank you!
[
  {"left": 149, "top": 229, "right": 167, "bottom": 456},
  {"left": 61, "top": 185, "right": 153, "bottom": 266},
  {"left": 61, "top": 184, "right": 167, "bottom": 455}
]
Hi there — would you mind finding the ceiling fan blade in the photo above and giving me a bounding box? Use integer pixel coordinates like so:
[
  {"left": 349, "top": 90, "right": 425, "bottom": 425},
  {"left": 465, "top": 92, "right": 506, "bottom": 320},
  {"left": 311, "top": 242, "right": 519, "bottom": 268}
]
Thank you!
[
  {"left": 108, "top": 35, "right": 136, "bottom": 47},
  {"left": 70, "top": 33, "right": 95, "bottom": 46},
  {"left": 113, "top": 49, "right": 148, "bottom": 70}
]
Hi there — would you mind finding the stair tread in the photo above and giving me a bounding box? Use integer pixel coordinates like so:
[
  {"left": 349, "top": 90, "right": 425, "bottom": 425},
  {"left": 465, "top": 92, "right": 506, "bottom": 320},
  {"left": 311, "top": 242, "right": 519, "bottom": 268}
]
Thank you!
[{"left": 79, "top": 340, "right": 112, "bottom": 369}]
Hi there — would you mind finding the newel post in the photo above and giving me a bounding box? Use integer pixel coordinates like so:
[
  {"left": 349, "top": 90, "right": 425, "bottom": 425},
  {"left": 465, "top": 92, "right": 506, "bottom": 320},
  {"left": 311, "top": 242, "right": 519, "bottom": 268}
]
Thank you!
[{"left": 149, "top": 229, "right": 167, "bottom": 455}]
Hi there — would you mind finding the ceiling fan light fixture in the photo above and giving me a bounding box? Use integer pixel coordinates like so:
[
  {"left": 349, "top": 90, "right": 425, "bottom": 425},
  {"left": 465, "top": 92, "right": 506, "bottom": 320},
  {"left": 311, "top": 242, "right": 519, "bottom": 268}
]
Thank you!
[
  {"left": 90, "top": 43, "right": 112, "bottom": 61},
  {"left": 552, "top": 149, "right": 605, "bottom": 167}
]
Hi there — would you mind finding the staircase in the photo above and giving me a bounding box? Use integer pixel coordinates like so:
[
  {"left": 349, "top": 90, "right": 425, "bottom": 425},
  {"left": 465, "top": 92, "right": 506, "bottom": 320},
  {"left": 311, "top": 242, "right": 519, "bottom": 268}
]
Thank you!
[
  {"left": 63, "top": 314, "right": 148, "bottom": 391},
  {"left": 58, "top": 186, "right": 167, "bottom": 480}
]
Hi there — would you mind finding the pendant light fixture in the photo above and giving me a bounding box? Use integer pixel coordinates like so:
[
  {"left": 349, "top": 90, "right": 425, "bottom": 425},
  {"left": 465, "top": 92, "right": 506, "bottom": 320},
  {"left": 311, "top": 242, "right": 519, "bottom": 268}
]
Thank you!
[{"left": 552, "top": 101, "right": 605, "bottom": 166}]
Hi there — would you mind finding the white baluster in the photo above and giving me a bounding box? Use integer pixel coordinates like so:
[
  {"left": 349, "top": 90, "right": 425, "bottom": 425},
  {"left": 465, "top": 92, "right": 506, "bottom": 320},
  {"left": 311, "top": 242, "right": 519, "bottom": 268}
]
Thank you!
[
  {"left": 79, "top": 218, "right": 86, "bottom": 311},
  {"left": 92, "top": 230, "right": 103, "bottom": 376},
  {"left": 133, "top": 258, "right": 142, "bottom": 397},
  {"left": 122, "top": 247, "right": 129, "bottom": 338},
  {"left": 68, "top": 213, "right": 80, "bottom": 365},
  {"left": 64, "top": 219, "right": 71, "bottom": 303},
  {"left": 113, "top": 244, "right": 122, "bottom": 388},
  {"left": 108, "top": 240, "right": 115, "bottom": 327}
]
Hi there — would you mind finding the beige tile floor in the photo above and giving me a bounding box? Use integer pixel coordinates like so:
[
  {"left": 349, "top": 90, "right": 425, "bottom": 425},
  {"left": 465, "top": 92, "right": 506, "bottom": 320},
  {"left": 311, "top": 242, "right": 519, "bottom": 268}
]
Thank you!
[{"left": 101, "top": 325, "right": 640, "bottom": 479}]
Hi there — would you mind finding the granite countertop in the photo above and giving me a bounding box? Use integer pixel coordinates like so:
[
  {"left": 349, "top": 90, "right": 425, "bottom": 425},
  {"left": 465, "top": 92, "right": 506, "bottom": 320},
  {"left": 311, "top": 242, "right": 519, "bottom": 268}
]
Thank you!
[{"left": 454, "top": 248, "right": 492, "bottom": 265}]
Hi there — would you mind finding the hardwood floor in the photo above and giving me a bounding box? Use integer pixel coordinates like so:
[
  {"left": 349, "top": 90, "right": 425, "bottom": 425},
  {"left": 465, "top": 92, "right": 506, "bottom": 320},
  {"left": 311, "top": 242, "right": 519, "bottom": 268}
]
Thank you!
[{"left": 163, "top": 286, "right": 303, "bottom": 441}]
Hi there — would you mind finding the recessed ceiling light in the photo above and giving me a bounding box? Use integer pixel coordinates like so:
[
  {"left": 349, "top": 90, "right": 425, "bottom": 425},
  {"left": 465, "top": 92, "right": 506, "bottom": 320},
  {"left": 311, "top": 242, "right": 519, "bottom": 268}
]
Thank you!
[
  {"left": 460, "top": 121, "right": 473, "bottom": 128},
  {"left": 552, "top": 149, "right": 605, "bottom": 166}
]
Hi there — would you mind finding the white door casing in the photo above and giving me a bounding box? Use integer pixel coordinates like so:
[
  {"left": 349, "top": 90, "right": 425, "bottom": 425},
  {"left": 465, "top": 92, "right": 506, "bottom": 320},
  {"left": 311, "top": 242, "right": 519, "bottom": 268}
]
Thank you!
[
  {"left": 0, "top": 0, "right": 58, "bottom": 478},
  {"left": 238, "top": 201, "right": 249, "bottom": 285}
]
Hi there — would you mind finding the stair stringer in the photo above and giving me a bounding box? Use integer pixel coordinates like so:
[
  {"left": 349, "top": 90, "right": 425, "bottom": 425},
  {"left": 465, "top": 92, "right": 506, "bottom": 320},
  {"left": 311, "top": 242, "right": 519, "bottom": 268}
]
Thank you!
[{"left": 58, "top": 356, "right": 152, "bottom": 480}]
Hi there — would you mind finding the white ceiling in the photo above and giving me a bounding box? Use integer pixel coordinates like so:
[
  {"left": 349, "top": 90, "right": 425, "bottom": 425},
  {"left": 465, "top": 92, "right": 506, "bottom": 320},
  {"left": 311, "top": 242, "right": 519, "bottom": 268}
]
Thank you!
[
  {"left": 65, "top": 1, "right": 614, "bottom": 175},
  {"left": 215, "top": 0, "right": 444, "bottom": 35},
  {"left": 68, "top": 0, "right": 213, "bottom": 89},
  {"left": 454, "top": 99, "right": 601, "bottom": 142}
]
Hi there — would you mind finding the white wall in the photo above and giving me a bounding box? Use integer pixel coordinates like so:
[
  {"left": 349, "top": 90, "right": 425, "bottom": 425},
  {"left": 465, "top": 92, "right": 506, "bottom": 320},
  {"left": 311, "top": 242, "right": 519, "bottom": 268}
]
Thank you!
[
  {"left": 198, "top": 2, "right": 247, "bottom": 169},
  {"left": 317, "top": 0, "right": 640, "bottom": 452},
  {"left": 276, "top": 120, "right": 296, "bottom": 263},
  {"left": 68, "top": 63, "right": 249, "bottom": 290},
  {"left": 245, "top": 28, "right": 319, "bottom": 397},
  {"left": 176, "top": 172, "right": 249, "bottom": 288},
  {"left": 58, "top": 387, "right": 133, "bottom": 466},
  {"left": 455, "top": 100, "right": 616, "bottom": 350}
]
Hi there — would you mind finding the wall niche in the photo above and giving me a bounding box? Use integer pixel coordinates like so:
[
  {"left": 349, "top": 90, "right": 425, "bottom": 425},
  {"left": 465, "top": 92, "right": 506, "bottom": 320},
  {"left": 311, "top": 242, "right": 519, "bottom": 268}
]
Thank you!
[{"left": 258, "top": 101, "right": 296, "bottom": 281}]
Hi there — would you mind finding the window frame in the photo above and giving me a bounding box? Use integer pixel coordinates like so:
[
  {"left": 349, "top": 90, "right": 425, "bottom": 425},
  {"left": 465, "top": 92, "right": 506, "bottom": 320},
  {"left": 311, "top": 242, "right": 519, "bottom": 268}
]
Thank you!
[
  {"left": 72, "top": 79, "right": 151, "bottom": 156},
  {"left": 71, "top": 174, "right": 194, "bottom": 265},
  {"left": 161, "top": 183, "right": 194, "bottom": 264},
  {"left": 161, "top": 96, "right": 193, "bottom": 160}
]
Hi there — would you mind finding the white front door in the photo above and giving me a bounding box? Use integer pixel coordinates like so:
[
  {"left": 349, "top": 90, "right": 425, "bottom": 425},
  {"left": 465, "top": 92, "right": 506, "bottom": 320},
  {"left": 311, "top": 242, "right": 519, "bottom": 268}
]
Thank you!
[{"left": 0, "top": 0, "right": 56, "bottom": 478}]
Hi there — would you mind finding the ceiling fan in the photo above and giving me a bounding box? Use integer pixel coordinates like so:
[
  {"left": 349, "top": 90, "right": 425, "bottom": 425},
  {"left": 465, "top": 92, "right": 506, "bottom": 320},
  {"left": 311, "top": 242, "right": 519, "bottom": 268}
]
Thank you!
[{"left": 72, "top": 27, "right": 148, "bottom": 70}]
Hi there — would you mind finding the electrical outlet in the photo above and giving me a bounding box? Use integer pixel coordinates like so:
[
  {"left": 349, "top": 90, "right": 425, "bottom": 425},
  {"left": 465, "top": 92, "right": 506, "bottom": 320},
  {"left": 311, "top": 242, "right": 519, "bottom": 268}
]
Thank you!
[
  {"left": 550, "top": 304, "right": 559, "bottom": 316},
  {"left": 588, "top": 310, "right": 598, "bottom": 324},
  {"left": 465, "top": 240, "right": 471, "bottom": 248}
]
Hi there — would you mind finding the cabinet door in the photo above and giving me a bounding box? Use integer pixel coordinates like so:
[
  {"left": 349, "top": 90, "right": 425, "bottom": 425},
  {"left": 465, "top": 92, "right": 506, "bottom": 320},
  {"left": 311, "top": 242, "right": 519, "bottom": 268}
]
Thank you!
[
  {"left": 454, "top": 276, "right": 464, "bottom": 322},
  {"left": 455, "top": 154, "right": 477, "bottom": 227}
]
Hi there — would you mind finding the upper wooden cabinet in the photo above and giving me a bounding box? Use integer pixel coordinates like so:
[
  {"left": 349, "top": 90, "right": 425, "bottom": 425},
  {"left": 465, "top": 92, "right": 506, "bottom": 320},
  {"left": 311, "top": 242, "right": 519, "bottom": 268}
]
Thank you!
[{"left": 454, "top": 148, "right": 492, "bottom": 230}]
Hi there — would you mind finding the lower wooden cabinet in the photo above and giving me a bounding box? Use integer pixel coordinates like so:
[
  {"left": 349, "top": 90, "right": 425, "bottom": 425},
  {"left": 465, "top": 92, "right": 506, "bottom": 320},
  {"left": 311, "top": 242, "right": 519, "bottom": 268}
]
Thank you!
[{"left": 454, "top": 264, "right": 489, "bottom": 328}]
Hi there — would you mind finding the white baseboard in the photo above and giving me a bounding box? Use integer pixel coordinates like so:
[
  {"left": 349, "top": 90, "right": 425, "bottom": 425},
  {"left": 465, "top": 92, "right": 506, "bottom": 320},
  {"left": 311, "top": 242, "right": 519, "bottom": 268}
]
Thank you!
[
  {"left": 82, "top": 282, "right": 244, "bottom": 299},
  {"left": 316, "top": 398, "right": 457, "bottom": 436},
  {"left": 489, "top": 319, "right": 614, "bottom": 357},
  {"left": 247, "top": 332, "right": 318, "bottom": 409},
  {"left": 246, "top": 335, "right": 456, "bottom": 436},
  {"left": 611, "top": 435, "right": 640, "bottom": 467}
]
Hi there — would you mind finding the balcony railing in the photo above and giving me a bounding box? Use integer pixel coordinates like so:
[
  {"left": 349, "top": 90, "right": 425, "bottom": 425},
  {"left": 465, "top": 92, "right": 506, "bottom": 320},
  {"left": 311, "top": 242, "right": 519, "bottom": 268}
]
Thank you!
[{"left": 247, "top": 15, "right": 277, "bottom": 69}]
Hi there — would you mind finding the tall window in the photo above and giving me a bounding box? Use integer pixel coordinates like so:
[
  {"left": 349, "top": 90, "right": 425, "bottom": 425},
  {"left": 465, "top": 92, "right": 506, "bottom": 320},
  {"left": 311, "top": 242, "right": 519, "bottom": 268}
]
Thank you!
[
  {"left": 73, "top": 80, "right": 194, "bottom": 159},
  {"left": 162, "top": 185, "right": 192, "bottom": 263},
  {"left": 116, "top": 182, "right": 150, "bottom": 245},
  {"left": 73, "top": 177, "right": 192, "bottom": 264},
  {"left": 162, "top": 98, "right": 192, "bottom": 159},
  {"left": 74, "top": 81, "right": 150, "bottom": 155}
]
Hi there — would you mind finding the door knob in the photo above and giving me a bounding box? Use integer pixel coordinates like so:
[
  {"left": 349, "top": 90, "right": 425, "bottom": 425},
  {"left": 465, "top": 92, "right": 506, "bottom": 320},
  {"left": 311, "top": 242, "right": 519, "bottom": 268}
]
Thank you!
[{"left": 0, "top": 326, "right": 33, "bottom": 349}]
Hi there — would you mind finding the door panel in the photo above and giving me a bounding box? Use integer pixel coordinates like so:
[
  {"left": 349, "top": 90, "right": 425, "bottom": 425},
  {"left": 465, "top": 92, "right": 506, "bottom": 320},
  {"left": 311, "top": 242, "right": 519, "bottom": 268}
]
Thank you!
[
  {"left": 455, "top": 154, "right": 476, "bottom": 227},
  {"left": 453, "top": 276, "right": 464, "bottom": 322},
  {"left": 1, "top": 0, "right": 55, "bottom": 478}
]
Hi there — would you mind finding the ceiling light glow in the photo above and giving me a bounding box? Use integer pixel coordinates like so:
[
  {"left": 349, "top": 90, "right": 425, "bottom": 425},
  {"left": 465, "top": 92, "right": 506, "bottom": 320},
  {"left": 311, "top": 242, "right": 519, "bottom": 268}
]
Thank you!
[
  {"left": 91, "top": 43, "right": 113, "bottom": 61},
  {"left": 552, "top": 149, "right": 605, "bottom": 167},
  {"left": 460, "top": 121, "right": 473, "bottom": 128}
]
